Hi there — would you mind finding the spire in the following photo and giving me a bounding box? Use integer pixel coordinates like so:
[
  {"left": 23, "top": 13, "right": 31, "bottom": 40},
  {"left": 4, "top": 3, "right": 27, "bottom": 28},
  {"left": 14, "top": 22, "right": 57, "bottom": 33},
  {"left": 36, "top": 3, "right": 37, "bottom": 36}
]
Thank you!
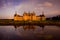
[
  {"left": 41, "top": 11, "right": 45, "bottom": 17},
  {"left": 42, "top": 11, "right": 44, "bottom": 15},
  {"left": 24, "top": 11, "right": 27, "bottom": 14},
  {"left": 32, "top": 11, "right": 35, "bottom": 15},
  {"left": 28, "top": 11, "right": 30, "bottom": 14},
  {"left": 33, "top": 11, "right": 35, "bottom": 13},
  {"left": 15, "top": 11, "right": 17, "bottom": 14},
  {"left": 28, "top": 11, "right": 30, "bottom": 16},
  {"left": 14, "top": 11, "right": 17, "bottom": 16},
  {"left": 23, "top": 11, "right": 28, "bottom": 16}
]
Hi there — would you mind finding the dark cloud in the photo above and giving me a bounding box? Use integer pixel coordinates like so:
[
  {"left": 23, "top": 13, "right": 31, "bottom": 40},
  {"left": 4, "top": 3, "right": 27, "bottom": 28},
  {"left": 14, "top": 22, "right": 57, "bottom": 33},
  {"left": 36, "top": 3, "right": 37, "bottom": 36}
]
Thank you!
[
  {"left": 0, "top": 0, "right": 22, "bottom": 8},
  {"left": 0, "top": 0, "right": 4, "bottom": 8}
]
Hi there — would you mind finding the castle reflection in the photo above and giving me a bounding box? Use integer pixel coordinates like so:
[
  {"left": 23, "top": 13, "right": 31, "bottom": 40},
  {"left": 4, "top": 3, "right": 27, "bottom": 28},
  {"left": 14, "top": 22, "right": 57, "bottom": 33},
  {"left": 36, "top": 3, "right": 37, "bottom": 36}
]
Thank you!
[
  {"left": 23, "top": 25, "right": 36, "bottom": 30},
  {"left": 14, "top": 25, "right": 45, "bottom": 31},
  {"left": 13, "top": 25, "right": 53, "bottom": 40}
]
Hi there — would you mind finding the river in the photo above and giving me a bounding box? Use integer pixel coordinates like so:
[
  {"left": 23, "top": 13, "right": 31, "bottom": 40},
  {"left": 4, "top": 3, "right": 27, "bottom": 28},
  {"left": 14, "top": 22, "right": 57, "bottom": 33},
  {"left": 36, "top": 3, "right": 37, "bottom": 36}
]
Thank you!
[{"left": 0, "top": 25, "right": 60, "bottom": 40}]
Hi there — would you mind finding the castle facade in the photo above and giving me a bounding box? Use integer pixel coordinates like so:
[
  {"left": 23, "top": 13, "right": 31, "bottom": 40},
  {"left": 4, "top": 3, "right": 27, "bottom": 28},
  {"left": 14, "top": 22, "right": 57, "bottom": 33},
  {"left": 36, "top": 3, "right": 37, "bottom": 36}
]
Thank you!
[{"left": 14, "top": 11, "right": 46, "bottom": 21}]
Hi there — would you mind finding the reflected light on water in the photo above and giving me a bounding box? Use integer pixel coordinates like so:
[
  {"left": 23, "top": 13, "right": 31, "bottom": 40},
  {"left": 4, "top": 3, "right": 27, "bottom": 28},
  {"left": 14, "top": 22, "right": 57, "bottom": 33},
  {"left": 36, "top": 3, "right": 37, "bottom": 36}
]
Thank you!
[{"left": 0, "top": 25, "right": 60, "bottom": 40}]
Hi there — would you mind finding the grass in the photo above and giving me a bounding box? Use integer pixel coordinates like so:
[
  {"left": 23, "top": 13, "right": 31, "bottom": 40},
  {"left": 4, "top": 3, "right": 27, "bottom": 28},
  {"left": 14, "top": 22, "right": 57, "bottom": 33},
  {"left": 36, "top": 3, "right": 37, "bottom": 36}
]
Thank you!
[{"left": 0, "top": 19, "right": 60, "bottom": 26}]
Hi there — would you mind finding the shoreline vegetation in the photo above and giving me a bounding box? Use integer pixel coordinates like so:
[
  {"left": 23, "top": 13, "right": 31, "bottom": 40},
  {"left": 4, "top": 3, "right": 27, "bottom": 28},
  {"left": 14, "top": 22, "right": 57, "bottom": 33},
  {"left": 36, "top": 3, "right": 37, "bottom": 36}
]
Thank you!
[{"left": 0, "top": 19, "right": 60, "bottom": 26}]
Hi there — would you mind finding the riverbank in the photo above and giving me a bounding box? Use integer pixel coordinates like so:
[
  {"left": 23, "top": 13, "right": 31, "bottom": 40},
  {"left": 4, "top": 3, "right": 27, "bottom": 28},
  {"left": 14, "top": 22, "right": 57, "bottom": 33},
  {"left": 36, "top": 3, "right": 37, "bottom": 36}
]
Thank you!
[{"left": 0, "top": 20, "right": 60, "bottom": 26}]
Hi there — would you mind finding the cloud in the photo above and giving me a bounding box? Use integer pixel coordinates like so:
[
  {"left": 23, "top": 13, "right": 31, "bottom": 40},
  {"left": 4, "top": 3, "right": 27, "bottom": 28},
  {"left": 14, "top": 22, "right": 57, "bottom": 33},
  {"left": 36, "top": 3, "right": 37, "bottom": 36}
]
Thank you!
[
  {"left": 0, "top": 0, "right": 60, "bottom": 19},
  {"left": 43, "top": 2, "right": 53, "bottom": 7},
  {"left": 49, "top": 10, "right": 60, "bottom": 14},
  {"left": 46, "top": 10, "right": 60, "bottom": 17},
  {"left": 15, "top": 1, "right": 53, "bottom": 14},
  {"left": 14, "top": 1, "right": 55, "bottom": 17},
  {"left": 15, "top": 2, "right": 46, "bottom": 16}
]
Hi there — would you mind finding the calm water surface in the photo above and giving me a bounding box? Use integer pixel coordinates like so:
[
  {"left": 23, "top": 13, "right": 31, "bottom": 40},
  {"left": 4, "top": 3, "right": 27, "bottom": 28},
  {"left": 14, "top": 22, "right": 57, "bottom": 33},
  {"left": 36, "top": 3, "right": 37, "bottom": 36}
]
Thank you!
[{"left": 0, "top": 25, "right": 60, "bottom": 40}]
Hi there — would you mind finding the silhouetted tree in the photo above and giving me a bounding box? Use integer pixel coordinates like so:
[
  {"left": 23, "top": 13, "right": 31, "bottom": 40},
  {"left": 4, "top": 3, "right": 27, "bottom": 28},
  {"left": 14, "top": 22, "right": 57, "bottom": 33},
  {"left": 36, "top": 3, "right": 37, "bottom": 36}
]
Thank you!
[{"left": 46, "top": 15, "right": 60, "bottom": 21}]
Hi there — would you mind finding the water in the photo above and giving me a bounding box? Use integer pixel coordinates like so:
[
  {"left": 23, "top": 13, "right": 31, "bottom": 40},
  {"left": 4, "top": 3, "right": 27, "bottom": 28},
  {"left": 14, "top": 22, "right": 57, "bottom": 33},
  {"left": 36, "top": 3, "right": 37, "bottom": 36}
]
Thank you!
[{"left": 0, "top": 25, "right": 60, "bottom": 40}]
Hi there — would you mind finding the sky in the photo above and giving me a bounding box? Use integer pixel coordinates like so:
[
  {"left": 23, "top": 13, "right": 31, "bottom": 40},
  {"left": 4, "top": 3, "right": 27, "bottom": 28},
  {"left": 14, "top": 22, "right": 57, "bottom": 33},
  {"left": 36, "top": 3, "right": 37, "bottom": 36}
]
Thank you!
[{"left": 0, "top": 0, "right": 60, "bottom": 19}]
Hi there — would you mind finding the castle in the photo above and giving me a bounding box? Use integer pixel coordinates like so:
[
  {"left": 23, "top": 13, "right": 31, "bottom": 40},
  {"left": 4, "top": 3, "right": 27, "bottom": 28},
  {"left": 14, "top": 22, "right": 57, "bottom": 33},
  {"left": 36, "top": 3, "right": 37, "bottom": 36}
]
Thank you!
[{"left": 14, "top": 11, "right": 46, "bottom": 21}]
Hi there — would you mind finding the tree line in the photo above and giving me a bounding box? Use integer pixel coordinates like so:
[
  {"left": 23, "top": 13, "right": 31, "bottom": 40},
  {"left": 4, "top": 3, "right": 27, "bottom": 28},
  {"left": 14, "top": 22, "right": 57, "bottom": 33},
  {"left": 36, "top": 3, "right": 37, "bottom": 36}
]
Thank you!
[{"left": 46, "top": 15, "right": 60, "bottom": 21}]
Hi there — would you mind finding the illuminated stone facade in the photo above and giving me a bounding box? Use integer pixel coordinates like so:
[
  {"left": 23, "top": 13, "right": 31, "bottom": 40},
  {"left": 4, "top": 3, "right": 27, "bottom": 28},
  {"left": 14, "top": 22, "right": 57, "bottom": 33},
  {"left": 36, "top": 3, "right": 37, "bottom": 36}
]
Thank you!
[{"left": 14, "top": 11, "right": 46, "bottom": 21}]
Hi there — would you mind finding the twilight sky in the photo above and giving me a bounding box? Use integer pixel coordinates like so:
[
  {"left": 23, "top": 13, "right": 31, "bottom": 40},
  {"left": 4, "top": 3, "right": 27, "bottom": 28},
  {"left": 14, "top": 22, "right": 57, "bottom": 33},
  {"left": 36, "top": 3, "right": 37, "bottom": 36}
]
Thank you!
[{"left": 0, "top": 0, "right": 60, "bottom": 19}]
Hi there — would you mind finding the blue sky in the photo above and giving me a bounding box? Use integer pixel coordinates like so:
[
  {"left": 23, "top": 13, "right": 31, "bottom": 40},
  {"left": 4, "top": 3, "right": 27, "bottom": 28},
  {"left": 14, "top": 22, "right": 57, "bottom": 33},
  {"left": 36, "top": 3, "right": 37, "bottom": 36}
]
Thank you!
[{"left": 0, "top": 0, "right": 60, "bottom": 19}]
